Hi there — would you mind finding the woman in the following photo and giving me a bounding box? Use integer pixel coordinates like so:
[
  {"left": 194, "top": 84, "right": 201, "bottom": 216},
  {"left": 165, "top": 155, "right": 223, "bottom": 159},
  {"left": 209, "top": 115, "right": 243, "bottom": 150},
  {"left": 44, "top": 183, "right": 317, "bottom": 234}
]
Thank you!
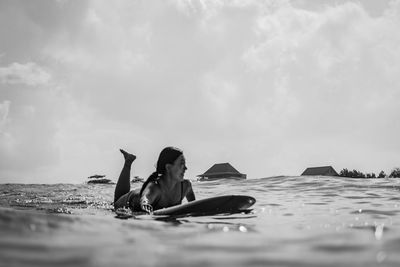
[{"left": 114, "top": 147, "right": 196, "bottom": 213}]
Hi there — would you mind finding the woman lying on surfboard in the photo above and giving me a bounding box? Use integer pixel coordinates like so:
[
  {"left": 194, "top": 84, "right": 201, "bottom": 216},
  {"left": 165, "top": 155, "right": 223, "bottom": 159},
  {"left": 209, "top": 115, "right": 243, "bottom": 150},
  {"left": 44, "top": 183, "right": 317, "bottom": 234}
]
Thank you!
[{"left": 114, "top": 147, "right": 196, "bottom": 214}]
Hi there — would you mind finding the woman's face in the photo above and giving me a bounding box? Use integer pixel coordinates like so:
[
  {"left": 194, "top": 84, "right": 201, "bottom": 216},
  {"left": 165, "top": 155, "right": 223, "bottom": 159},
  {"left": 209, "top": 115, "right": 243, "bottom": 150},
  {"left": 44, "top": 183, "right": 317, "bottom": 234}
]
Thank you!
[{"left": 168, "top": 154, "right": 187, "bottom": 181}]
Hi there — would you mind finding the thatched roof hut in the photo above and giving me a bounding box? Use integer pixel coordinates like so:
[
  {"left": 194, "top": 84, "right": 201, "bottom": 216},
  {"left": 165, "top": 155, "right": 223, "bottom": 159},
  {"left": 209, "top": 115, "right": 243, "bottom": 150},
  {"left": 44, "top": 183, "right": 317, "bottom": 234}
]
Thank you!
[
  {"left": 301, "top": 166, "right": 338, "bottom": 176},
  {"left": 197, "top": 163, "right": 246, "bottom": 180}
]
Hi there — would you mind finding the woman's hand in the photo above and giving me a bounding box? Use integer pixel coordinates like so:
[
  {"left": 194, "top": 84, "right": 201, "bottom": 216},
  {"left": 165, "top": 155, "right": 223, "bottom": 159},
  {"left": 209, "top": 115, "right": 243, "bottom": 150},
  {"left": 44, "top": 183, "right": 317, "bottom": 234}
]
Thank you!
[
  {"left": 140, "top": 197, "right": 153, "bottom": 214},
  {"left": 141, "top": 203, "right": 153, "bottom": 214},
  {"left": 184, "top": 180, "right": 196, "bottom": 202}
]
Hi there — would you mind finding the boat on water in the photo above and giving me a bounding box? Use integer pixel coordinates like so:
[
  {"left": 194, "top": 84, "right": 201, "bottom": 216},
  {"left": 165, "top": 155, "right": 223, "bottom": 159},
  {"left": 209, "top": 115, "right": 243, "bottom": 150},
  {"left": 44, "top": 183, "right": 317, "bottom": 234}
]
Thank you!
[
  {"left": 87, "top": 178, "right": 113, "bottom": 184},
  {"left": 86, "top": 174, "right": 113, "bottom": 184}
]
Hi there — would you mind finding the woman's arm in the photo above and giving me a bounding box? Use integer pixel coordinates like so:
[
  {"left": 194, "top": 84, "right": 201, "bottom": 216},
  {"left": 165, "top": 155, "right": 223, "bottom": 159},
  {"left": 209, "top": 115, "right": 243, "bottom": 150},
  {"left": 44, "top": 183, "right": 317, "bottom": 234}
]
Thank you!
[
  {"left": 140, "top": 183, "right": 160, "bottom": 213},
  {"left": 184, "top": 180, "right": 196, "bottom": 202}
]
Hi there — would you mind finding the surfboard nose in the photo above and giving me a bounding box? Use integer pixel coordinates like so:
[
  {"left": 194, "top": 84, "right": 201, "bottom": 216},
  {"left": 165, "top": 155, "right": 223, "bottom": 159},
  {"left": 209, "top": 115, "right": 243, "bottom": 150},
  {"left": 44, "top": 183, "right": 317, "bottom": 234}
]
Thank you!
[
  {"left": 248, "top": 197, "right": 256, "bottom": 205},
  {"left": 237, "top": 196, "right": 256, "bottom": 210}
]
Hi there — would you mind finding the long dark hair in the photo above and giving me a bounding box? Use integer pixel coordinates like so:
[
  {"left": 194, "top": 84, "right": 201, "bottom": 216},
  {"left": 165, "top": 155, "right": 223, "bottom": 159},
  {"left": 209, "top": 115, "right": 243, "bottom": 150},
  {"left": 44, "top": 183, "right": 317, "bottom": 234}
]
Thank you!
[{"left": 140, "top": 147, "right": 183, "bottom": 196}]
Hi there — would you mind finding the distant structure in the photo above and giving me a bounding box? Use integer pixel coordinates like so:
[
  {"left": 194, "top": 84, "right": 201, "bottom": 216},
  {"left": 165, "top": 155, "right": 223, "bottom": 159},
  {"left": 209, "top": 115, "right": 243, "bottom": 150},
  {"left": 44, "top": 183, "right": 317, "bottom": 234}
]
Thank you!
[
  {"left": 87, "top": 174, "right": 112, "bottom": 184},
  {"left": 301, "top": 166, "right": 339, "bottom": 176},
  {"left": 197, "top": 163, "right": 246, "bottom": 181},
  {"left": 131, "top": 176, "right": 144, "bottom": 183},
  {"left": 88, "top": 174, "right": 106, "bottom": 179}
]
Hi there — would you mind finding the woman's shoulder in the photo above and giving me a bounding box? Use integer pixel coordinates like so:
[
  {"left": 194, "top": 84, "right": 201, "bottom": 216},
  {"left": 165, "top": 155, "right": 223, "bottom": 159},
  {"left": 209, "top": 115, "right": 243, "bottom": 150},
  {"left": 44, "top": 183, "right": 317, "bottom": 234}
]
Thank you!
[{"left": 143, "top": 180, "right": 162, "bottom": 194}]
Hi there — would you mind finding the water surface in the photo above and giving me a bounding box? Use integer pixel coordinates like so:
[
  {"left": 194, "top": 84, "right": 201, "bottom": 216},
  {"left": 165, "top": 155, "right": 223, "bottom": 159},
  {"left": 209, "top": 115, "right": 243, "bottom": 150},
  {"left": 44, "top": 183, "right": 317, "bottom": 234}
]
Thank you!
[{"left": 1, "top": 176, "right": 400, "bottom": 267}]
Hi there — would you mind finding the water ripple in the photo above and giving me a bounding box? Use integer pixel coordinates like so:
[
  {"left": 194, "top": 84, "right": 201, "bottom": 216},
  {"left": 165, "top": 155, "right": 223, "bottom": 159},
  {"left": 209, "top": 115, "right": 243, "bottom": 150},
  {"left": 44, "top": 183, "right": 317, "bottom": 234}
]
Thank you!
[
  {"left": 350, "top": 209, "right": 398, "bottom": 216},
  {"left": 313, "top": 244, "right": 367, "bottom": 253}
]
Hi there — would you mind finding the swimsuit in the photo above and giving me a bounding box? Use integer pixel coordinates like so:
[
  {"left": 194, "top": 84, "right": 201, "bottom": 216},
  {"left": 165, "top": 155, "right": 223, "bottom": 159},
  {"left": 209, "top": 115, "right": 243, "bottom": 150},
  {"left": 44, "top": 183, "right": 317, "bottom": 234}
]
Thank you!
[{"left": 114, "top": 181, "right": 185, "bottom": 212}]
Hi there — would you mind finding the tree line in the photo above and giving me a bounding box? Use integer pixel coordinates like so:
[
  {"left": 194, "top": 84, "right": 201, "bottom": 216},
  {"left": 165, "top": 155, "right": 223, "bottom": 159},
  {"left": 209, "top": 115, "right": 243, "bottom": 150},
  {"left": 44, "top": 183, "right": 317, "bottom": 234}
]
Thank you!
[{"left": 339, "top": 167, "right": 400, "bottom": 178}]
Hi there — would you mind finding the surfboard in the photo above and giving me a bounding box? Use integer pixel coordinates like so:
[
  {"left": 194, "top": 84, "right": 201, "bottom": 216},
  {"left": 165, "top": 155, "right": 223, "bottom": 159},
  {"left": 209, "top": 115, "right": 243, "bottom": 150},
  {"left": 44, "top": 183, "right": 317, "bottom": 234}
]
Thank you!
[{"left": 152, "top": 195, "right": 256, "bottom": 216}]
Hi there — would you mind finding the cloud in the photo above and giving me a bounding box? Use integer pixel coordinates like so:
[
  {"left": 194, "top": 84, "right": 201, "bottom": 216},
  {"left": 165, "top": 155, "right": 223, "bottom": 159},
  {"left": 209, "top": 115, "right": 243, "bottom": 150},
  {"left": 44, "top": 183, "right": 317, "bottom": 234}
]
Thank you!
[
  {"left": 0, "top": 0, "right": 399, "bottom": 183},
  {"left": 0, "top": 62, "right": 51, "bottom": 86},
  {"left": 0, "top": 60, "right": 62, "bottom": 179},
  {"left": 0, "top": 100, "right": 10, "bottom": 131},
  {"left": 0, "top": 0, "right": 89, "bottom": 63},
  {"left": 0, "top": 91, "right": 63, "bottom": 174}
]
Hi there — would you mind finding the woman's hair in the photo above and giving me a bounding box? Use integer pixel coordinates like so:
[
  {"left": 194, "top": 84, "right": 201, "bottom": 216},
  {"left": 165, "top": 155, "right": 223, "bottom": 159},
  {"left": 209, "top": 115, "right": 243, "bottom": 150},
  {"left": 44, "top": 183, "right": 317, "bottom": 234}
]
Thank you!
[{"left": 139, "top": 147, "right": 183, "bottom": 196}]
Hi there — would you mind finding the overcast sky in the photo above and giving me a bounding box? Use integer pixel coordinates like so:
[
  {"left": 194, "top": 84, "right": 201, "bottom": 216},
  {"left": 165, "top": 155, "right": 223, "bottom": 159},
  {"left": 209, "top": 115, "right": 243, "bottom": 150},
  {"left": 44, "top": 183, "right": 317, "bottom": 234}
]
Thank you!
[{"left": 0, "top": 0, "right": 399, "bottom": 184}]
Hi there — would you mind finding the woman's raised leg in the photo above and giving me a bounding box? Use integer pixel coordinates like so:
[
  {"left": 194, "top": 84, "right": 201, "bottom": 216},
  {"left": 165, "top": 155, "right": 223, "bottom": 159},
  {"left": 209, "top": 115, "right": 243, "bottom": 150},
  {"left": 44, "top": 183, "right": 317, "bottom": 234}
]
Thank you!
[{"left": 114, "top": 149, "right": 136, "bottom": 203}]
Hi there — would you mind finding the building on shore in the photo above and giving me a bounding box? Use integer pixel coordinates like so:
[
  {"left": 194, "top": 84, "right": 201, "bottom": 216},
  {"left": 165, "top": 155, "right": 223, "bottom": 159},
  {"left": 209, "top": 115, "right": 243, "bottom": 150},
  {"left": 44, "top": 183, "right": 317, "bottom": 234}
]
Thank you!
[
  {"left": 197, "top": 163, "right": 246, "bottom": 181},
  {"left": 301, "top": 166, "right": 339, "bottom": 176}
]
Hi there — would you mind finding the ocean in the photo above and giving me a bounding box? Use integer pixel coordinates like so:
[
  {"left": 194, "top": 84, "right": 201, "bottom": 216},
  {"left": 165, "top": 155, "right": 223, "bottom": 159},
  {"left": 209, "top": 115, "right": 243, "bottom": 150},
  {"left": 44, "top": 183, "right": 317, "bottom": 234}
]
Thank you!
[{"left": 1, "top": 176, "right": 399, "bottom": 267}]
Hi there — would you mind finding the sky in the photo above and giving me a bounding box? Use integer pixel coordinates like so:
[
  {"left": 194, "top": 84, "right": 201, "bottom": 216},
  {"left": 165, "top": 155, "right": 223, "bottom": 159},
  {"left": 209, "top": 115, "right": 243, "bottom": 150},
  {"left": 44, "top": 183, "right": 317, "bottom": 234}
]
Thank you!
[{"left": 0, "top": 0, "right": 399, "bottom": 184}]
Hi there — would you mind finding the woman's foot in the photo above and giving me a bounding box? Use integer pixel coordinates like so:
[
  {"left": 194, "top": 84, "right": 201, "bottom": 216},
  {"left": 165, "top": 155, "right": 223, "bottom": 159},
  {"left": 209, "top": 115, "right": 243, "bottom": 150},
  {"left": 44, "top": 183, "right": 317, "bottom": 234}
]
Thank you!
[{"left": 120, "top": 149, "right": 136, "bottom": 163}]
